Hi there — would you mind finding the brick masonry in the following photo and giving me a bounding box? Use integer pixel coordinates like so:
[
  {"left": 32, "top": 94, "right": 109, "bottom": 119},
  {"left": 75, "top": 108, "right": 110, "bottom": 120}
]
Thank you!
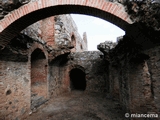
[
  {"left": 0, "top": 11, "right": 90, "bottom": 119},
  {"left": 22, "top": 14, "right": 86, "bottom": 52},
  {"left": 0, "top": 41, "right": 49, "bottom": 119},
  {"left": 0, "top": 0, "right": 132, "bottom": 49},
  {"left": 48, "top": 51, "right": 108, "bottom": 96},
  {"left": 1, "top": 0, "right": 160, "bottom": 120}
]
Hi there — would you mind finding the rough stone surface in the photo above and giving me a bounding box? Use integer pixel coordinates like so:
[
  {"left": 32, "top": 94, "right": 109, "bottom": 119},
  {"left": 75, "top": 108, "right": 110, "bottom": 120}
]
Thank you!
[
  {"left": 0, "top": 61, "right": 30, "bottom": 119},
  {"left": 0, "top": 0, "right": 29, "bottom": 18},
  {"left": 22, "top": 15, "right": 86, "bottom": 52},
  {"left": 0, "top": 39, "right": 50, "bottom": 119},
  {"left": 66, "top": 51, "right": 108, "bottom": 93},
  {"left": 144, "top": 46, "right": 160, "bottom": 113},
  {"left": 98, "top": 26, "right": 160, "bottom": 116},
  {"left": 55, "top": 15, "right": 87, "bottom": 52},
  {"left": 1, "top": 1, "right": 160, "bottom": 120}
]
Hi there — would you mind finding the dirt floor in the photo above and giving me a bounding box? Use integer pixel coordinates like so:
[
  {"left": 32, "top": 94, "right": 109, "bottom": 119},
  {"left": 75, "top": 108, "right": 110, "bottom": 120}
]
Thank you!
[{"left": 25, "top": 91, "right": 128, "bottom": 120}]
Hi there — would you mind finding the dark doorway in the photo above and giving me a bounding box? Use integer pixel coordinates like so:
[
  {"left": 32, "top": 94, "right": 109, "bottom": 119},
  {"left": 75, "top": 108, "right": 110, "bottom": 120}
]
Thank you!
[{"left": 70, "top": 68, "right": 86, "bottom": 91}]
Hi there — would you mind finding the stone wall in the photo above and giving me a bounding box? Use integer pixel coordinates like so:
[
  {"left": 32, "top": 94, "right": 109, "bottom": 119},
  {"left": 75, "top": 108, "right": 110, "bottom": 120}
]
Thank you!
[
  {"left": 109, "top": 58, "right": 156, "bottom": 114},
  {"left": 22, "top": 14, "right": 87, "bottom": 52},
  {"left": 0, "top": 60, "right": 30, "bottom": 119},
  {"left": 22, "top": 16, "right": 55, "bottom": 47},
  {"left": 48, "top": 54, "right": 69, "bottom": 97},
  {"left": 144, "top": 46, "right": 160, "bottom": 113},
  {"left": 0, "top": 37, "right": 49, "bottom": 119},
  {"left": 98, "top": 29, "right": 160, "bottom": 116},
  {"left": 48, "top": 51, "right": 108, "bottom": 97},
  {"left": 65, "top": 51, "right": 108, "bottom": 93},
  {"left": 54, "top": 15, "right": 87, "bottom": 52}
]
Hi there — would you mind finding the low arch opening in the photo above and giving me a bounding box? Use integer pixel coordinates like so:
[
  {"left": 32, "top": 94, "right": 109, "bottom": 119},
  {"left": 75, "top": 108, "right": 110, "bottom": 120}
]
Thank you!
[{"left": 70, "top": 68, "right": 86, "bottom": 91}]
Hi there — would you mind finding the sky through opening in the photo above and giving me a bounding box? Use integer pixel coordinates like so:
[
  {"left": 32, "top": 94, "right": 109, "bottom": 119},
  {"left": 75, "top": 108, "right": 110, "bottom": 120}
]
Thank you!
[{"left": 71, "top": 14, "right": 125, "bottom": 51}]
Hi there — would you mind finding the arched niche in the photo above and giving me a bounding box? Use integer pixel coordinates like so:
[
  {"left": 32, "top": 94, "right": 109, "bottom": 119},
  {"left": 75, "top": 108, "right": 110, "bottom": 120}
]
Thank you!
[
  {"left": 30, "top": 48, "right": 48, "bottom": 109},
  {"left": 71, "top": 34, "right": 76, "bottom": 52}
]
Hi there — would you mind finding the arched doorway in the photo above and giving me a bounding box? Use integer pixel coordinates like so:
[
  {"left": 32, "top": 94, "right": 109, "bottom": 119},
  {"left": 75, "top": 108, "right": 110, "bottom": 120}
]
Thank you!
[
  {"left": 70, "top": 68, "right": 86, "bottom": 91},
  {"left": 31, "top": 48, "right": 48, "bottom": 109}
]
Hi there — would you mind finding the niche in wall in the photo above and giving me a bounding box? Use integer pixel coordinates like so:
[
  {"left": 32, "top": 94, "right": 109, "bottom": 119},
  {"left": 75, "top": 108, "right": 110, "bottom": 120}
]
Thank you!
[
  {"left": 71, "top": 34, "right": 76, "bottom": 52},
  {"left": 31, "top": 48, "right": 48, "bottom": 109}
]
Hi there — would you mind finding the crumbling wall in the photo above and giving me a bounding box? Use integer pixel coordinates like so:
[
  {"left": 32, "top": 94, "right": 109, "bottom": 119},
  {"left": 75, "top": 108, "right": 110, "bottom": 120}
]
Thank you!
[
  {"left": 0, "top": 58, "right": 30, "bottom": 120},
  {"left": 144, "top": 46, "right": 160, "bottom": 113},
  {"left": 0, "top": 34, "right": 33, "bottom": 119},
  {"left": 0, "top": 34, "right": 50, "bottom": 119},
  {"left": 48, "top": 51, "right": 108, "bottom": 97},
  {"left": 54, "top": 15, "right": 87, "bottom": 52},
  {"left": 22, "top": 14, "right": 87, "bottom": 52},
  {"left": 29, "top": 46, "right": 49, "bottom": 110},
  {"left": 66, "top": 51, "right": 108, "bottom": 93},
  {"left": 22, "top": 17, "right": 55, "bottom": 47},
  {"left": 99, "top": 29, "right": 160, "bottom": 115},
  {"left": 115, "top": 58, "right": 155, "bottom": 114},
  {"left": 48, "top": 53, "right": 70, "bottom": 97}
]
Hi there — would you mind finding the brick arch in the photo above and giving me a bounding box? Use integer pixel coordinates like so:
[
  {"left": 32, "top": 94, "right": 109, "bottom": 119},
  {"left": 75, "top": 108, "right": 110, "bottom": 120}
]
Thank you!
[{"left": 0, "top": 0, "right": 133, "bottom": 49}]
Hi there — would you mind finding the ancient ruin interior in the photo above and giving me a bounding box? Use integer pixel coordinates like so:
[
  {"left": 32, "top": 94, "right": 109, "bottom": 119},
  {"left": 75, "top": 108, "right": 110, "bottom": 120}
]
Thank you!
[{"left": 0, "top": 0, "right": 160, "bottom": 120}]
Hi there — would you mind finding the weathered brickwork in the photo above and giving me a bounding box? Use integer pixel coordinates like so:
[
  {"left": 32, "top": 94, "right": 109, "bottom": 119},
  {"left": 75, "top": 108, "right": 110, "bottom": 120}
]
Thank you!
[
  {"left": 0, "top": 38, "right": 49, "bottom": 119},
  {"left": 22, "top": 14, "right": 85, "bottom": 52},
  {"left": 1, "top": 0, "right": 160, "bottom": 120},
  {"left": 30, "top": 48, "right": 48, "bottom": 110},
  {"left": 0, "top": 0, "right": 132, "bottom": 50},
  {"left": 46, "top": 51, "right": 108, "bottom": 99},
  {"left": 21, "top": 17, "right": 55, "bottom": 47},
  {"left": 0, "top": 9, "right": 90, "bottom": 119},
  {"left": 39, "top": 17, "right": 55, "bottom": 46}
]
